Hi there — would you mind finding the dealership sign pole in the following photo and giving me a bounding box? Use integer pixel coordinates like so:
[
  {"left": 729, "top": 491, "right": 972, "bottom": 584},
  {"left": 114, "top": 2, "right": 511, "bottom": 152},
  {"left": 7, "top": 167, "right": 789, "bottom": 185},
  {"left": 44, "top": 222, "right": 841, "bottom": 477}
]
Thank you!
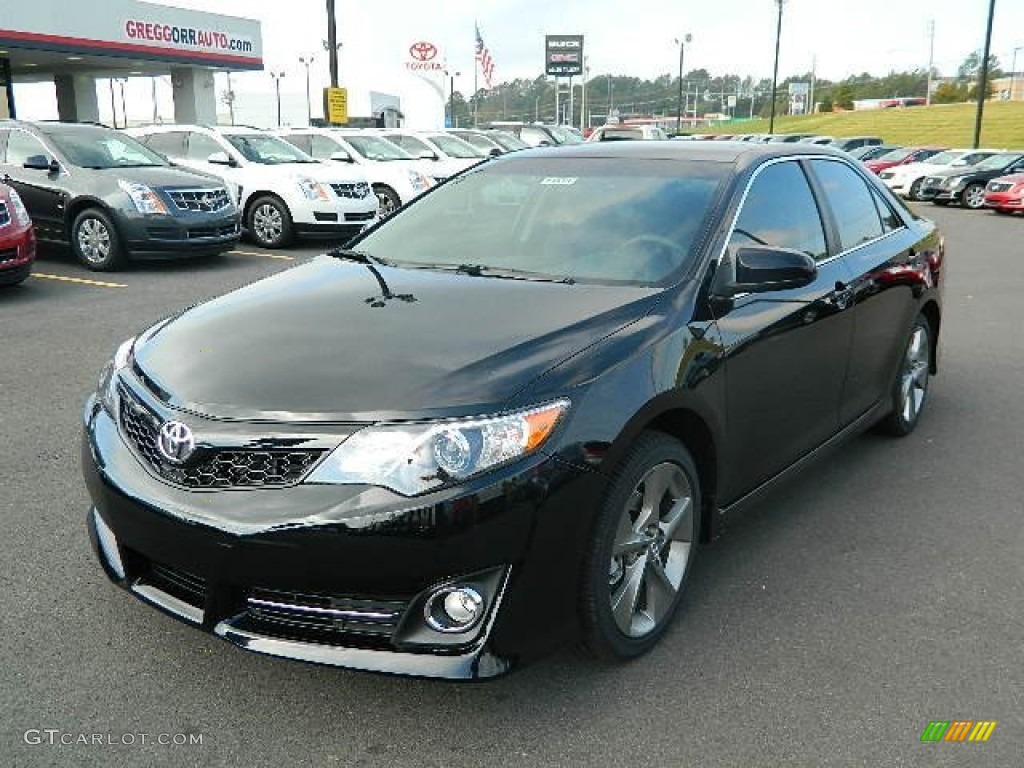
[{"left": 545, "top": 35, "right": 584, "bottom": 125}]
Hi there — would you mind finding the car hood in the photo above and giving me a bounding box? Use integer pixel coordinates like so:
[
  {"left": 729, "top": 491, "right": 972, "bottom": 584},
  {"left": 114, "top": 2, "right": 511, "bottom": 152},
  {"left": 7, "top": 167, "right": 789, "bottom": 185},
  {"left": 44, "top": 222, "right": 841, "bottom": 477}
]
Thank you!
[
  {"left": 926, "top": 166, "right": 1007, "bottom": 180},
  {"left": 892, "top": 161, "right": 956, "bottom": 176},
  {"left": 236, "top": 161, "right": 368, "bottom": 185},
  {"left": 91, "top": 165, "right": 226, "bottom": 189},
  {"left": 132, "top": 256, "right": 662, "bottom": 422}
]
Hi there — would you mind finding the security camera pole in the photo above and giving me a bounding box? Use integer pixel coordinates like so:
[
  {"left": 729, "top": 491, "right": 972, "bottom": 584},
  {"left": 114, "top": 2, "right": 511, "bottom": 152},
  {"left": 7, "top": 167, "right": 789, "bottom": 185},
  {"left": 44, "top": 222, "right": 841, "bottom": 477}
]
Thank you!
[{"left": 769, "top": 0, "right": 785, "bottom": 133}]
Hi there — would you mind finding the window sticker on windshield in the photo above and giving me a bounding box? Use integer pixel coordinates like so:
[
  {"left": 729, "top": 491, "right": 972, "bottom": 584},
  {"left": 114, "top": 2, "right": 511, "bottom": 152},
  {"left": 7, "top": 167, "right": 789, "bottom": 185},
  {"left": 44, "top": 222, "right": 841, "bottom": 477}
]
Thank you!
[{"left": 540, "top": 177, "right": 578, "bottom": 185}]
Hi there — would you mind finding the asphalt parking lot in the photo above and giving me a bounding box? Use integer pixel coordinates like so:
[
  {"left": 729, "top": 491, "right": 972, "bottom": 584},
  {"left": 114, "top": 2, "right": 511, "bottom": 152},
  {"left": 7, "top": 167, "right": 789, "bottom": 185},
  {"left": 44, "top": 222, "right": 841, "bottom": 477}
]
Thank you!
[{"left": 2, "top": 208, "right": 1022, "bottom": 768}]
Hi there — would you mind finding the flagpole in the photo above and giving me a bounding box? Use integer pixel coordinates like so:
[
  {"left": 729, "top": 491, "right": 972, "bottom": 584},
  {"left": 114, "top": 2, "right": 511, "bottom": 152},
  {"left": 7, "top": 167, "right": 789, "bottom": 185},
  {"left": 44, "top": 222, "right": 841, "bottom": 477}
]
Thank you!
[{"left": 473, "top": 21, "right": 479, "bottom": 127}]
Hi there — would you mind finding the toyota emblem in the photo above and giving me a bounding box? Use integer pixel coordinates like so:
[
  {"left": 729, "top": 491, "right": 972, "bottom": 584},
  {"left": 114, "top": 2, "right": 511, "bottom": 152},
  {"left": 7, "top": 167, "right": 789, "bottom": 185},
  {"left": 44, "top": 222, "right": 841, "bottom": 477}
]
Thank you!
[
  {"left": 409, "top": 41, "right": 438, "bottom": 62},
  {"left": 157, "top": 421, "right": 195, "bottom": 464}
]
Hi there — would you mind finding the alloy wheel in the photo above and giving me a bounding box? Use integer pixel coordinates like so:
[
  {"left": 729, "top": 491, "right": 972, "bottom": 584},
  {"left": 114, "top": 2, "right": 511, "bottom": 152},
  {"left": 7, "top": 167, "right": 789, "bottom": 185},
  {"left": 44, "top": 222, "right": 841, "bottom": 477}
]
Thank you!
[
  {"left": 253, "top": 204, "right": 283, "bottom": 244},
  {"left": 77, "top": 217, "right": 111, "bottom": 264},
  {"left": 963, "top": 184, "right": 986, "bottom": 210},
  {"left": 899, "top": 325, "right": 930, "bottom": 425},
  {"left": 608, "top": 462, "right": 694, "bottom": 638},
  {"left": 375, "top": 188, "right": 399, "bottom": 217}
]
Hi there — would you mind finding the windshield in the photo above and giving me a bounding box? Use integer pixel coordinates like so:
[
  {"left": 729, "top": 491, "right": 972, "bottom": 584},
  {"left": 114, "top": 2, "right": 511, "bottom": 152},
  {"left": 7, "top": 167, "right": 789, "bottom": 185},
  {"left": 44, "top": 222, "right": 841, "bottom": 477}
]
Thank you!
[
  {"left": 875, "top": 148, "right": 913, "bottom": 163},
  {"left": 955, "top": 152, "right": 995, "bottom": 166},
  {"left": 43, "top": 127, "right": 167, "bottom": 169},
  {"left": 548, "top": 125, "right": 584, "bottom": 145},
  {"left": 427, "top": 134, "right": 485, "bottom": 159},
  {"left": 925, "top": 151, "right": 962, "bottom": 165},
  {"left": 975, "top": 154, "right": 1022, "bottom": 170},
  {"left": 453, "top": 132, "right": 498, "bottom": 153},
  {"left": 385, "top": 134, "right": 433, "bottom": 158},
  {"left": 355, "top": 158, "right": 727, "bottom": 286},
  {"left": 488, "top": 131, "right": 529, "bottom": 151},
  {"left": 343, "top": 135, "right": 412, "bottom": 161},
  {"left": 225, "top": 133, "right": 316, "bottom": 164}
]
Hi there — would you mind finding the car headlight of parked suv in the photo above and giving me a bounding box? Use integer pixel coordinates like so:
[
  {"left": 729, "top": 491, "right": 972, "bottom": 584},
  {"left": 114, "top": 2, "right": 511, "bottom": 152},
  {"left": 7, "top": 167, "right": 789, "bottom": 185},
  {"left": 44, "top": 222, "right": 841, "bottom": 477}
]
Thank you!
[
  {"left": 408, "top": 170, "right": 432, "bottom": 192},
  {"left": 117, "top": 180, "right": 169, "bottom": 215},
  {"left": 295, "top": 177, "right": 331, "bottom": 201},
  {"left": 306, "top": 399, "right": 570, "bottom": 495},
  {"left": 96, "top": 336, "right": 136, "bottom": 414},
  {"left": 942, "top": 176, "right": 965, "bottom": 189}
]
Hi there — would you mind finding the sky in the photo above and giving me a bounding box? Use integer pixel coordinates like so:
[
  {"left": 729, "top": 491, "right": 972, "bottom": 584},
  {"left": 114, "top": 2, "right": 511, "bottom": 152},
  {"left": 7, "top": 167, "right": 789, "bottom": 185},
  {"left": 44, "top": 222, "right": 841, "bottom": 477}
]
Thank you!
[{"left": 11, "top": 0, "right": 1024, "bottom": 128}]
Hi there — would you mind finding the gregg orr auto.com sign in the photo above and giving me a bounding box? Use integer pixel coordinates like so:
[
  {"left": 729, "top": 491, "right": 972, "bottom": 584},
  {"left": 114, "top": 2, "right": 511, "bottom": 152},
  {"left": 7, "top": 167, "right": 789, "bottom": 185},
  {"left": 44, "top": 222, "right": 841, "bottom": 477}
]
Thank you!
[
  {"left": 545, "top": 35, "right": 584, "bottom": 76},
  {"left": 124, "top": 20, "right": 255, "bottom": 54}
]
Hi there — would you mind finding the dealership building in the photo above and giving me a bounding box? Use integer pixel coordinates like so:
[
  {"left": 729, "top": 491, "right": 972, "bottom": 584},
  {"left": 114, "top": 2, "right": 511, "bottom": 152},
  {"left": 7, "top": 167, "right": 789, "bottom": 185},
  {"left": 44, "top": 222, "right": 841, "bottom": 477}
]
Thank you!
[{"left": 0, "top": 0, "right": 262, "bottom": 123}]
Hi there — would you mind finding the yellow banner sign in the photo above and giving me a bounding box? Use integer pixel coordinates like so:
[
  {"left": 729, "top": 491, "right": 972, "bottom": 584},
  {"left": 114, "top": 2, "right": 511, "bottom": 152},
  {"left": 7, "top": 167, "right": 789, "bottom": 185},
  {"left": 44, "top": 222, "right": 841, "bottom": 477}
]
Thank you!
[{"left": 323, "top": 87, "right": 348, "bottom": 124}]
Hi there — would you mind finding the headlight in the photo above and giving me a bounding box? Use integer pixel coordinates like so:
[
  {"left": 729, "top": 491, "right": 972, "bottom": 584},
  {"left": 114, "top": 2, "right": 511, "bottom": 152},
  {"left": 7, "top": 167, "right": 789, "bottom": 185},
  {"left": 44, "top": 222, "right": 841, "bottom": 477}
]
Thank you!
[
  {"left": 943, "top": 176, "right": 964, "bottom": 189},
  {"left": 305, "top": 399, "right": 570, "bottom": 496},
  {"left": 296, "top": 177, "right": 330, "bottom": 201},
  {"left": 117, "top": 180, "right": 169, "bottom": 215},
  {"left": 97, "top": 336, "right": 136, "bottom": 414},
  {"left": 407, "top": 170, "right": 431, "bottom": 191},
  {"left": 7, "top": 188, "right": 31, "bottom": 226}
]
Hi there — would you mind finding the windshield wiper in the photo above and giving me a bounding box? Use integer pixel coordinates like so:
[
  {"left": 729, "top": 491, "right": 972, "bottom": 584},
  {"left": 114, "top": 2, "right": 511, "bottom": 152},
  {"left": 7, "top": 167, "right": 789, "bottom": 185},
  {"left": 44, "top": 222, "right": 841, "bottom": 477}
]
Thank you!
[
  {"left": 454, "top": 263, "right": 575, "bottom": 284},
  {"left": 328, "top": 248, "right": 389, "bottom": 266}
]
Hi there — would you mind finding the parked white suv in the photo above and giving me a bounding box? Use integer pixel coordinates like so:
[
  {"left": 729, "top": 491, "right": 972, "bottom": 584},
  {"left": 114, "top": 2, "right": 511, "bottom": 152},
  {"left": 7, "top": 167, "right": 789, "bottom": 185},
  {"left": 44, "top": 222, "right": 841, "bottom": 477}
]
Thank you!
[
  {"left": 273, "top": 128, "right": 433, "bottom": 217},
  {"left": 128, "top": 124, "right": 377, "bottom": 248},
  {"left": 368, "top": 129, "right": 486, "bottom": 184},
  {"left": 880, "top": 148, "right": 1002, "bottom": 200}
]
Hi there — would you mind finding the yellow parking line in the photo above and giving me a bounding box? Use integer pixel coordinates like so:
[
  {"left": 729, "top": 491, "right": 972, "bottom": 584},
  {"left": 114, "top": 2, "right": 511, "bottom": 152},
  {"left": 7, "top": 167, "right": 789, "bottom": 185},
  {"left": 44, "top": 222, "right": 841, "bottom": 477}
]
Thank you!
[
  {"left": 228, "top": 249, "right": 294, "bottom": 261},
  {"left": 32, "top": 273, "right": 127, "bottom": 289}
]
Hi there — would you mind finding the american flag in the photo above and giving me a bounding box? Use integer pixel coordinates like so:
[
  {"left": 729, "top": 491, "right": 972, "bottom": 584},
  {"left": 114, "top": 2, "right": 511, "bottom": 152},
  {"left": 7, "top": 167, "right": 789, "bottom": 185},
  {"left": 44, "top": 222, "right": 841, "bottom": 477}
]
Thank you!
[{"left": 475, "top": 23, "right": 496, "bottom": 89}]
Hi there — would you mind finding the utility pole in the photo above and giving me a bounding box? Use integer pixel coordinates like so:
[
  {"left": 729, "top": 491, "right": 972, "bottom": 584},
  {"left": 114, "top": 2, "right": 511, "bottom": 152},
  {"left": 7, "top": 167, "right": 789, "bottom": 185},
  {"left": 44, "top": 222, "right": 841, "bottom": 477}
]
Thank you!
[
  {"left": 973, "top": 0, "right": 996, "bottom": 148},
  {"left": 568, "top": 75, "right": 574, "bottom": 128},
  {"left": 325, "top": 0, "right": 339, "bottom": 88},
  {"left": 675, "top": 34, "right": 691, "bottom": 133},
  {"left": 1011, "top": 46, "right": 1022, "bottom": 102},
  {"left": 554, "top": 77, "right": 560, "bottom": 124},
  {"left": 581, "top": 58, "right": 589, "bottom": 130},
  {"left": 151, "top": 77, "right": 158, "bottom": 123},
  {"left": 769, "top": 0, "right": 785, "bottom": 133},
  {"left": 809, "top": 54, "right": 817, "bottom": 114},
  {"left": 925, "top": 20, "right": 936, "bottom": 105}
]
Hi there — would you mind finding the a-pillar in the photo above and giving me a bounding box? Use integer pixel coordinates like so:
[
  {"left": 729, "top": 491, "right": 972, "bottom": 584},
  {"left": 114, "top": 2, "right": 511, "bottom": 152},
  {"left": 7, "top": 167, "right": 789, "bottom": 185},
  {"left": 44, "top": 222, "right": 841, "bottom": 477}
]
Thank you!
[
  {"left": 171, "top": 67, "right": 217, "bottom": 124},
  {"left": 54, "top": 74, "right": 100, "bottom": 123}
]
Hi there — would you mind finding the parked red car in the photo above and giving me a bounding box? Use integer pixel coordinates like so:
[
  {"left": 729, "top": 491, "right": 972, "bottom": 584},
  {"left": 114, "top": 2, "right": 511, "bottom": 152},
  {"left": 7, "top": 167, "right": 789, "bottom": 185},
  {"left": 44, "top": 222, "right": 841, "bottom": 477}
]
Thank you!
[
  {"left": 0, "top": 182, "right": 36, "bottom": 286},
  {"left": 984, "top": 173, "right": 1024, "bottom": 214},
  {"left": 864, "top": 146, "right": 946, "bottom": 175}
]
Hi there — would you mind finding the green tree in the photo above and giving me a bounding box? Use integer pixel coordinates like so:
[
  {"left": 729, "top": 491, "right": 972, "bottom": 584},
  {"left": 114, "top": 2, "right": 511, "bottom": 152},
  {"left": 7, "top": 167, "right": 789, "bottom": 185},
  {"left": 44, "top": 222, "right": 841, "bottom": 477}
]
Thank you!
[{"left": 932, "top": 81, "right": 967, "bottom": 104}]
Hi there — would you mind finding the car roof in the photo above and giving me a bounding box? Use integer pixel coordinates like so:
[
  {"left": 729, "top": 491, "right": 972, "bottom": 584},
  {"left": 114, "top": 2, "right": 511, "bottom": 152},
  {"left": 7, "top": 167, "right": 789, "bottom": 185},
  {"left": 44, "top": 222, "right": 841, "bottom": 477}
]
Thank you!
[{"left": 510, "top": 140, "right": 852, "bottom": 164}]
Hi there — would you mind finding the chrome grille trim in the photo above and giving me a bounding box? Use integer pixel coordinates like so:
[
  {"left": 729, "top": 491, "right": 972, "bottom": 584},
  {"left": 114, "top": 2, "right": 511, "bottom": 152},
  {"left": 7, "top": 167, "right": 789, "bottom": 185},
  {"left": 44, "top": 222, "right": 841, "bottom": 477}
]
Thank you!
[
  {"left": 166, "top": 188, "right": 232, "bottom": 212},
  {"left": 329, "top": 181, "right": 371, "bottom": 199}
]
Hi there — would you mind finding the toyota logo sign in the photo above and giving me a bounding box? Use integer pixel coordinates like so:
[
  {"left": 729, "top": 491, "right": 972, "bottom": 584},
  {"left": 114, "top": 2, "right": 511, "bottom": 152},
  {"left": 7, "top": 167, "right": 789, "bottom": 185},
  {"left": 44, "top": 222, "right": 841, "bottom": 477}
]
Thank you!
[
  {"left": 409, "top": 41, "right": 438, "bottom": 62},
  {"left": 157, "top": 420, "right": 195, "bottom": 464}
]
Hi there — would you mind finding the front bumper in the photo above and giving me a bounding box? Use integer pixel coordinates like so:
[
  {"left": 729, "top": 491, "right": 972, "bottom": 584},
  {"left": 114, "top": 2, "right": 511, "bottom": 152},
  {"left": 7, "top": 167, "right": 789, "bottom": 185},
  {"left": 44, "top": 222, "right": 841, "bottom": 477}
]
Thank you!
[
  {"left": 0, "top": 224, "right": 36, "bottom": 283},
  {"left": 113, "top": 209, "right": 241, "bottom": 258},
  {"left": 918, "top": 184, "right": 961, "bottom": 202},
  {"left": 984, "top": 192, "right": 1024, "bottom": 210},
  {"left": 82, "top": 393, "right": 605, "bottom": 679}
]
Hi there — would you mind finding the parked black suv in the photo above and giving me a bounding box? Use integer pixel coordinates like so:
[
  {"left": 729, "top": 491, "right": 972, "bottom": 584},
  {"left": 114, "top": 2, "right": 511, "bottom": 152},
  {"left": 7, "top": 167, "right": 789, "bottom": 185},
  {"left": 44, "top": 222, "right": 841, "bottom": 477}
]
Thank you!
[{"left": 0, "top": 121, "right": 240, "bottom": 270}]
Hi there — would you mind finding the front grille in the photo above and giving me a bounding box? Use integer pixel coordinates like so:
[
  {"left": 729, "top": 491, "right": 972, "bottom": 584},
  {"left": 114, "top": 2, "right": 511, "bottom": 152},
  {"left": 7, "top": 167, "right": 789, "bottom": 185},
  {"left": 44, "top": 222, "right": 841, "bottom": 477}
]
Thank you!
[
  {"left": 236, "top": 587, "right": 408, "bottom": 648},
  {"left": 0, "top": 202, "right": 10, "bottom": 228},
  {"left": 344, "top": 211, "right": 376, "bottom": 222},
  {"left": 118, "top": 387, "right": 323, "bottom": 489},
  {"left": 987, "top": 181, "right": 1013, "bottom": 192},
  {"left": 330, "top": 182, "right": 371, "bottom": 199},
  {"left": 166, "top": 188, "right": 232, "bottom": 213}
]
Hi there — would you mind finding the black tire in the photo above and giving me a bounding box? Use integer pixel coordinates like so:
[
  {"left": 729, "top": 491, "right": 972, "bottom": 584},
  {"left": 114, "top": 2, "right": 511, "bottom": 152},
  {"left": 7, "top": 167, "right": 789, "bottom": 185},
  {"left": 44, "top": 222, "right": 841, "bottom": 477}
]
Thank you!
[
  {"left": 962, "top": 182, "right": 986, "bottom": 210},
  {"left": 372, "top": 184, "right": 402, "bottom": 218},
  {"left": 907, "top": 178, "right": 924, "bottom": 201},
  {"left": 71, "top": 208, "right": 125, "bottom": 271},
  {"left": 246, "top": 195, "right": 294, "bottom": 248},
  {"left": 876, "top": 314, "right": 932, "bottom": 437},
  {"left": 580, "top": 431, "right": 701, "bottom": 661}
]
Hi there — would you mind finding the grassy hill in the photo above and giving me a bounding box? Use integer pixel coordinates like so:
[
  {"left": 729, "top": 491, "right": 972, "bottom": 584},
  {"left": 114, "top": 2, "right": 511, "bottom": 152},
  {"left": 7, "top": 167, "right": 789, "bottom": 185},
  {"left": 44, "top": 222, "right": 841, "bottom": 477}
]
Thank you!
[{"left": 711, "top": 102, "right": 1024, "bottom": 148}]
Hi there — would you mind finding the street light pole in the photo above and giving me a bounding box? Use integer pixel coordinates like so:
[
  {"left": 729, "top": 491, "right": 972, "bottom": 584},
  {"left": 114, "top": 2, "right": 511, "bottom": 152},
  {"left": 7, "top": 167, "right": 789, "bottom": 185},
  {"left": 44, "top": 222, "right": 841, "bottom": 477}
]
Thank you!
[
  {"left": 298, "top": 55, "right": 314, "bottom": 124},
  {"left": 769, "top": 0, "right": 785, "bottom": 133},
  {"left": 446, "top": 70, "right": 460, "bottom": 127},
  {"left": 269, "top": 71, "right": 285, "bottom": 127},
  {"left": 674, "top": 34, "right": 692, "bottom": 134},
  {"left": 1011, "top": 46, "right": 1022, "bottom": 102},
  {"left": 972, "top": 0, "right": 996, "bottom": 149}
]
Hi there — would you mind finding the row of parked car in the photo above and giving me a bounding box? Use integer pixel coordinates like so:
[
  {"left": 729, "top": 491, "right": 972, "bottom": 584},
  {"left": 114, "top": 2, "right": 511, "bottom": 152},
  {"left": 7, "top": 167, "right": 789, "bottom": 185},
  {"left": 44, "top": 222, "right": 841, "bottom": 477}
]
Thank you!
[{"left": 0, "top": 119, "right": 547, "bottom": 281}]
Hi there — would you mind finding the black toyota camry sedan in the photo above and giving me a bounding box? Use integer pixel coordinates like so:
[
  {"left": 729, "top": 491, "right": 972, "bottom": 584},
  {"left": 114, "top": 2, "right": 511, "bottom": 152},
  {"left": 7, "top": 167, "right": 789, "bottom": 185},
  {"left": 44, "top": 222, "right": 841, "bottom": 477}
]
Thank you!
[{"left": 82, "top": 142, "right": 944, "bottom": 679}]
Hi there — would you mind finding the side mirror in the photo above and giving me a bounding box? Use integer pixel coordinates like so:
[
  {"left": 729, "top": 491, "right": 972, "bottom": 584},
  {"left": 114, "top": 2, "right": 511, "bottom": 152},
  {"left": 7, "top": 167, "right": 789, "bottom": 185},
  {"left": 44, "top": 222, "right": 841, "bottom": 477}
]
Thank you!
[
  {"left": 24, "top": 154, "right": 57, "bottom": 173},
  {"left": 423, "top": 151, "right": 439, "bottom": 161},
  {"left": 330, "top": 150, "right": 353, "bottom": 163},
  {"left": 537, "top": 140, "right": 552, "bottom": 147},
  {"left": 207, "top": 151, "right": 235, "bottom": 166},
  {"left": 488, "top": 147, "right": 502, "bottom": 157},
  {"left": 724, "top": 246, "right": 817, "bottom": 295}
]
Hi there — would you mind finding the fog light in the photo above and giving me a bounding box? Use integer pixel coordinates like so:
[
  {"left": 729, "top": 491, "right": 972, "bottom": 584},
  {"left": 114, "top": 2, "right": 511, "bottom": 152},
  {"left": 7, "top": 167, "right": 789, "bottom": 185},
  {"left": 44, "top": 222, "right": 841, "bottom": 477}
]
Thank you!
[{"left": 425, "top": 586, "right": 485, "bottom": 633}]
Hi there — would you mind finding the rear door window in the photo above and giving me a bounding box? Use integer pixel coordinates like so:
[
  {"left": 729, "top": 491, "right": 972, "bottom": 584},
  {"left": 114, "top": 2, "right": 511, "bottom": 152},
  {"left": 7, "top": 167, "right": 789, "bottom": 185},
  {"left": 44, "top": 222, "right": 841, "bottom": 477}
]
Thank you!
[
  {"left": 808, "top": 159, "right": 885, "bottom": 251},
  {"left": 141, "top": 131, "right": 186, "bottom": 158}
]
